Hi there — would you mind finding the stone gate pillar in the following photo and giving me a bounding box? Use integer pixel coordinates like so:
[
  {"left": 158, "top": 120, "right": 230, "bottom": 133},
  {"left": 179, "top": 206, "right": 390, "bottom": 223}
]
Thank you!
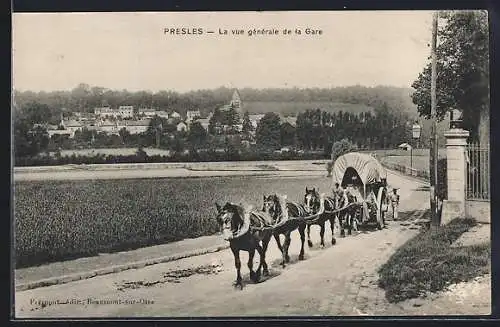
[{"left": 441, "top": 128, "right": 469, "bottom": 224}]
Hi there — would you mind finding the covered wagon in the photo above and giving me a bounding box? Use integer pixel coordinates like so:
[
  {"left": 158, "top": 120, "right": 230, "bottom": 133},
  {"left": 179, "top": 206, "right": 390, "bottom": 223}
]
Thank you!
[{"left": 331, "top": 152, "right": 389, "bottom": 230}]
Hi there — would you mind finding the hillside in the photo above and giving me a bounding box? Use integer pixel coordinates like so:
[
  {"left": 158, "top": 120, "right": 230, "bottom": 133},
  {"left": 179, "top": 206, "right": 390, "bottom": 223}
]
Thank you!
[{"left": 241, "top": 101, "right": 374, "bottom": 116}]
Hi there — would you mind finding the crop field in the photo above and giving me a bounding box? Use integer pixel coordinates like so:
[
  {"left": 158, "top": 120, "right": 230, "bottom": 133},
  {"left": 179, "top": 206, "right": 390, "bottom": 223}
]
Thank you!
[{"left": 14, "top": 175, "right": 332, "bottom": 268}]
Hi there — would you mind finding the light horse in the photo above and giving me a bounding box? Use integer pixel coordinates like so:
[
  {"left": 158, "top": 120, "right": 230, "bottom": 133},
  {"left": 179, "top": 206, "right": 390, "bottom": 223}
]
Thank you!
[
  {"left": 303, "top": 187, "right": 337, "bottom": 247},
  {"left": 262, "top": 194, "right": 307, "bottom": 268},
  {"left": 215, "top": 202, "right": 273, "bottom": 289}
]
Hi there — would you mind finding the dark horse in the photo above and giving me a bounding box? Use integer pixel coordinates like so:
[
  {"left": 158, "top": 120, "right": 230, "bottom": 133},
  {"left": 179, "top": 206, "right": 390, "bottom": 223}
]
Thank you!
[
  {"left": 303, "top": 187, "right": 337, "bottom": 247},
  {"left": 262, "top": 194, "right": 307, "bottom": 268},
  {"left": 215, "top": 202, "right": 273, "bottom": 289},
  {"left": 304, "top": 187, "right": 357, "bottom": 245}
]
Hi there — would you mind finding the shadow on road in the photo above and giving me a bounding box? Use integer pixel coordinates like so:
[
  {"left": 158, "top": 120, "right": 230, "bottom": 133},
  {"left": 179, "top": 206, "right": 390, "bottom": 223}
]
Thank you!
[{"left": 270, "top": 253, "right": 308, "bottom": 269}]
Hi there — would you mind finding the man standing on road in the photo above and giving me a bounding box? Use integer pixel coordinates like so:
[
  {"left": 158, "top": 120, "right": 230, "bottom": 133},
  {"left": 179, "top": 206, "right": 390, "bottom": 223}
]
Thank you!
[
  {"left": 389, "top": 188, "right": 400, "bottom": 220},
  {"left": 332, "top": 182, "right": 343, "bottom": 220}
]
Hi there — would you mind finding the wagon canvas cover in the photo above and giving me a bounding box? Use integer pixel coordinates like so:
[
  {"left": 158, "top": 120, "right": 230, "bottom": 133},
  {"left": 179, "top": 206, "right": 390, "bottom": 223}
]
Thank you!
[{"left": 332, "top": 152, "right": 387, "bottom": 186}]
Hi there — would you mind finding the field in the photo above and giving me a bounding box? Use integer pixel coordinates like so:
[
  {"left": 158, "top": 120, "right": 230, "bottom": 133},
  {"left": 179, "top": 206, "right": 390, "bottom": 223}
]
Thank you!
[{"left": 14, "top": 175, "right": 333, "bottom": 268}]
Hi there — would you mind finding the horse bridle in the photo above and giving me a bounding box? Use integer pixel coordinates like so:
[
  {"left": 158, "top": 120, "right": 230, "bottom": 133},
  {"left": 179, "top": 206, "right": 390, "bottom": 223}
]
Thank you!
[
  {"left": 263, "top": 195, "right": 280, "bottom": 220},
  {"left": 216, "top": 204, "right": 240, "bottom": 232},
  {"left": 305, "top": 191, "right": 320, "bottom": 214}
]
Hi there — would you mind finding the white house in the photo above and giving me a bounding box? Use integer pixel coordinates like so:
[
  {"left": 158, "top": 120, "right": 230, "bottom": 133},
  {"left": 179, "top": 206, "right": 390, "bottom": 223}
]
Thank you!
[
  {"left": 94, "top": 106, "right": 114, "bottom": 117},
  {"left": 138, "top": 108, "right": 157, "bottom": 117},
  {"left": 170, "top": 111, "right": 182, "bottom": 119},
  {"left": 156, "top": 111, "right": 169, "bottom": 119},
  {"left": 117, "top": 119, "right": 151, "bottom": 134},
  {"left": 97, "top": 120, "right": 119, "bottom": 134},
  {"left": 176, "top": 121, "right": 188, "bottom": 132},
  {"left": 186, "top": 110, "right": 201, "bottom": 122},
  {"left": 94, "top": 106, "right": 134, "bottom": 119},
  {"left": 61, "top": 119, "right": 84, "bottom": 137},
  {"left": 117, "top": 106, "right": 134, "bottom": 118}
]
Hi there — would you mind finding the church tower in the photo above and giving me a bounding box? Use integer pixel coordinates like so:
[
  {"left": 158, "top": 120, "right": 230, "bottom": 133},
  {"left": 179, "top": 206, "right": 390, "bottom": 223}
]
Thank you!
[{"left": 230, "top": 89, "right": 242, "bottom": 112}]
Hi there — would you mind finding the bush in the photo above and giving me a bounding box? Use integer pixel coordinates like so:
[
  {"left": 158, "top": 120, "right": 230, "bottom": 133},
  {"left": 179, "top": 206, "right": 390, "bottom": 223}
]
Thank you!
[
  {"left": 15, "top": 149, "right": 330, "bottom": 166},
  {"left": 330, "top": 138, "right": 358, "bottom": 162},
  {"left": 326, "top": 138, "right": 357, "bottom": 176}
]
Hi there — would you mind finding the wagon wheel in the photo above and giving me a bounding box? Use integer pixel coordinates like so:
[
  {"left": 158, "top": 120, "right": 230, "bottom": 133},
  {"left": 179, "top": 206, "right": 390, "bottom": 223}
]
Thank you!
[{"left": 376, "top": 187, "right": 387, "bottom": 230}]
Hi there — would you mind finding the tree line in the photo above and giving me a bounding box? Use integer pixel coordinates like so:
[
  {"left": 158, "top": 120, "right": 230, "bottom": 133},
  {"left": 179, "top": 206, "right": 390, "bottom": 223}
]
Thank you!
[{"left": 255, "top": 103, "right": 411, "bottom": 154}]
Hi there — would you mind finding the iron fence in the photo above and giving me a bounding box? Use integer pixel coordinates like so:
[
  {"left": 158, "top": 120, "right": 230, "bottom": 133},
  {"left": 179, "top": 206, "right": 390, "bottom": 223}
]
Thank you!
[{"left": 466, "top": 142, "right": 490, "bottom": 201}]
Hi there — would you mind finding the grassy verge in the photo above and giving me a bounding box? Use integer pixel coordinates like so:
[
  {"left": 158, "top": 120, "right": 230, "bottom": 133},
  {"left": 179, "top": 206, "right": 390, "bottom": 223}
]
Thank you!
[{"left": 378, "top": 216, "right": 490, "bottom": 303}]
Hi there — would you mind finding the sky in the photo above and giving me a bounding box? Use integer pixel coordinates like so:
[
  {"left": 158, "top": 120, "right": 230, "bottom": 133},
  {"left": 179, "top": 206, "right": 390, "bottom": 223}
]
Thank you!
[{"left": 12, "top": 11, "right": 434, "bottom": 93}]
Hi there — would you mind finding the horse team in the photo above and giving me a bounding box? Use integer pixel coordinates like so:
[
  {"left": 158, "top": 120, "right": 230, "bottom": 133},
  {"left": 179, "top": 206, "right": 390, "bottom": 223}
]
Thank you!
[{"left": 215, "top": 187, "right": 359, "bottom": 289}]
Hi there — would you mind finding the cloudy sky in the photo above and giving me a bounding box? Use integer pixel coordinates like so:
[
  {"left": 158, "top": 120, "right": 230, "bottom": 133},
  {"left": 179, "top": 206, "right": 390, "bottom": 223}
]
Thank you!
[{"left": 13, "top": 11, "right": 434, "bottom": 92}]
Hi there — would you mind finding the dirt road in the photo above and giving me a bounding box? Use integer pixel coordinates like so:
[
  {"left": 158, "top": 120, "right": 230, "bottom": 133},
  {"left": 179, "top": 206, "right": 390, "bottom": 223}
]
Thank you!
[{"left": 15, "top": 171, "right": 429, "bottom": 317}]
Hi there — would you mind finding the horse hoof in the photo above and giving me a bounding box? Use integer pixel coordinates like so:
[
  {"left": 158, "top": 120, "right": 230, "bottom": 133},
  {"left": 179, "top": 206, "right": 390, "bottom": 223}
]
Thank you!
[
  {"left": 285, "top": 255, "right": 291, "bottom": 263},
  {"left": 263, "top": 269, "right": 270, "bottom": 277},
  {"left": 298, "top": 254, "right": 304, "bottom": 261},
  {"left": 332, "top": 238, "right": 336, "bottom": 245},
  {"left": 307, "top": 241, "right": 313, "bottom": 248},
  {"left": 233, "top": 280, "right": 243, "bottom": 289},
  {"left": 250, "top": 271, "right": 257, "bottom": 282},
  {"left": 253, "top": 271, "right": 261, "bottom": 283}
]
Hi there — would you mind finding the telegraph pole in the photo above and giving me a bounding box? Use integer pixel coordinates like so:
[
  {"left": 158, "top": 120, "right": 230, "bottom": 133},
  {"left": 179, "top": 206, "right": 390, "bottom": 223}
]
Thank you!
[{"left": 430, "top": 11, "right": 439, "bottom": 227}]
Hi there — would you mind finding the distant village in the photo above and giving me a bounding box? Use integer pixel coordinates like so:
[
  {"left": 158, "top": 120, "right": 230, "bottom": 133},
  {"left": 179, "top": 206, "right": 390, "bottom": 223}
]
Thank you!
[{"left": 46, "top": 89, "right": 297, "bottom": 139}]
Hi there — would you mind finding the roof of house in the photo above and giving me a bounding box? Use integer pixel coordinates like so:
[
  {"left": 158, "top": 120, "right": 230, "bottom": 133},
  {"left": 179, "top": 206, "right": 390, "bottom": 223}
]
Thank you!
[
  {"left": 63, "top": 120, "right": 83, "bottom": 127},
  {"left": 249, "top": 114, "right": 265, "bottom": 121},
  {"left": 100, "top": 120, "right": 117, "bottom": 126},
  {"left": 138, "top": 108, "right": 156, "bottom": 113},
  {"left": 118, "top": 106, "right": 134, "bottom": 110},
  {"left": 47, "top": 129, "right": 71, "bottom": 134},
  {"left": 118, "top": 119, "right": 151, "bottom": 127},
  {"left": 282, "top": 116, "right": 297, "bottom": 127}
]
